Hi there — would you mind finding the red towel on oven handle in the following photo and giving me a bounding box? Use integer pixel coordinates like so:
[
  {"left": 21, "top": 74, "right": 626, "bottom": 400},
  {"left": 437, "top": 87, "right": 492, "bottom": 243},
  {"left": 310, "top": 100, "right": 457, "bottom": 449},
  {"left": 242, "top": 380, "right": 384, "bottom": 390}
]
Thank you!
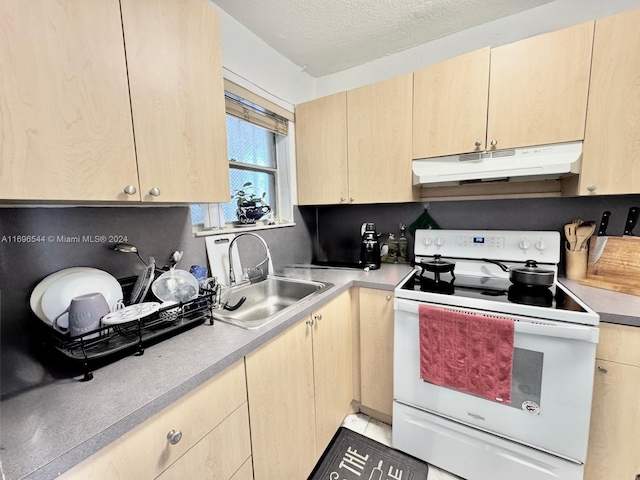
[{"left": 419, "top": 304, "right": 514, "bottom": 404}]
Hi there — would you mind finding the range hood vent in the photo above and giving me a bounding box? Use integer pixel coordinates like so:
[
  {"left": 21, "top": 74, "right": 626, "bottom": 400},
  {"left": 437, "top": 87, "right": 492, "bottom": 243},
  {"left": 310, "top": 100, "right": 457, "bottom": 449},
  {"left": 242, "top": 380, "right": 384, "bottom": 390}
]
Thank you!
[{"left": 413, "top": 141, "right": 582, "bottom": 187}]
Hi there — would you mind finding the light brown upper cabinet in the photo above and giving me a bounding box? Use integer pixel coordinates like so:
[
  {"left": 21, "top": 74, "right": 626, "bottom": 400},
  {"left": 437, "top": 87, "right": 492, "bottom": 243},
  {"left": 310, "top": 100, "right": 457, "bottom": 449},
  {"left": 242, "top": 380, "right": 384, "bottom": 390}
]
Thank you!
[
  {"left": 487, "top": 21, "right": 594, "bottom": 151},
  {"left": 0, "top": 0, "right": 229, "bottom": 203},
  {"left": 580, "top": 7, "right": 640, "bottom": 195},
  {"left": 347, "top": 74, "right": 418, "bottom": 204},
  {"left": 413, "top": 23, "right": 594, "bottom": 160},
  {"left": 296, "top": 92, "right": 349, "bottom": 205},
  {"left": 296, "top": 75, "right": 418, "bottom": 205},
  {"left": 0, "top": 0, "right": 139, "bottom": 201},
  {"left": 120, "top": 0, "right": 228, "bottom": 203},
  {"left": 413, "top": 47, "right": 491, "bottom": 159}
]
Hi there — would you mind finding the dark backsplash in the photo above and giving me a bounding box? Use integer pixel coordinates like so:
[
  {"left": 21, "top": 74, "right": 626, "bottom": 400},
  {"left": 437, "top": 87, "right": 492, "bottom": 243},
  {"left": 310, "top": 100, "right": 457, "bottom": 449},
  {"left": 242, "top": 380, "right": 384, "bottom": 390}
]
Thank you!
[
  {"left": 302, "top": 194, "right": 640, "bottom": 265},
  {"left": 0, "top": 206, "right": 313, "bottom": 399}
]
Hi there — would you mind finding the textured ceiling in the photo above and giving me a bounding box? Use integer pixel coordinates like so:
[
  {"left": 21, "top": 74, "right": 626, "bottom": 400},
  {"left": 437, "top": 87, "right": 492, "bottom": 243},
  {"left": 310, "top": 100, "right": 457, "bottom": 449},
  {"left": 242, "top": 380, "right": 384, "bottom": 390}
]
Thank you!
[{"left": 212, "top": 0, "right": 555, "bottom": 77}]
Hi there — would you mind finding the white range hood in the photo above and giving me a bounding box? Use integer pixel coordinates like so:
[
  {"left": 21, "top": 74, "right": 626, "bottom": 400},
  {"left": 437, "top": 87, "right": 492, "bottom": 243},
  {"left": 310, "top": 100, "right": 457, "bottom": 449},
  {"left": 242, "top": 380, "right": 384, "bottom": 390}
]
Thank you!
[{"left": 412, "top": 141, "right": 582, "bottom": 186}]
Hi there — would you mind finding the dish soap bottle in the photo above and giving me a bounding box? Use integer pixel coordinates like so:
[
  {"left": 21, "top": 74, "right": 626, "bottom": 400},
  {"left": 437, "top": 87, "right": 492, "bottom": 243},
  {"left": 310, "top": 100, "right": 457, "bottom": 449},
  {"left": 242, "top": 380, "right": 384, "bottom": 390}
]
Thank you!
[
  {"left": 398, "top": 223, "right": 408, "bottom": 264},
  {"left": 386, "top": 233, "right": 399, "bottom": 263}
]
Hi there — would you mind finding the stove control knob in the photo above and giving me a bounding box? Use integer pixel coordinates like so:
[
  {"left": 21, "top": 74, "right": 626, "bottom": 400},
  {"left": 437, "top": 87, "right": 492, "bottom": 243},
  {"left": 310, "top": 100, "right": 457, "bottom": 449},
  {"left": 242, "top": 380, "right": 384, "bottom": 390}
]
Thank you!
[
  {"left": 424, "top": 237, "right": 432, "bottom": 246},
  {"left": 536, "top": 240, "right": 548, "bottom": 251},
  {"left": 435, "top": 237, "right": 444, "bottom": 247},
  {"left": 519, "top": 239, "right": 530, "bottom": 250}
]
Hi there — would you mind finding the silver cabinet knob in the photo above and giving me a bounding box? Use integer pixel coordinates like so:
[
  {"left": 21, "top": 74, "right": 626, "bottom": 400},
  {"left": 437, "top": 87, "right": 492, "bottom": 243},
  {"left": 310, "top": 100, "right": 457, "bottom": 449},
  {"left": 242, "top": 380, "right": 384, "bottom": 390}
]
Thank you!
[
  {"left": 313, "top": 313, "right": 323, "bottom": 321},
  {"left": 490, "top": 140, "right": 498, "bottom": 147},
  {"left": 474, "top": 141, "right": 482, "bottom": 147},
  {"left": 587, "top": 185, "right": 597, "bottom": 192},
  {"left": 123, "top": 185, "right": 137, "bottom": 195},
  {"left": 306, "top": 318, "right": 314, "bottom": 327},
  {"left": 597, "top": 365, "right": 607, "bottom": 374},
  {"left": 149, "top": 187, "right": 161, "bottom": 197},
  {"left": 340, "top": 197, "right": 345, "bottom": 203},
  {"left": 349, "top": 197, "right": 354, "bottom": 203},
  {"left": 386, "top": 295, "right": 391, "bottom": 301},
  {"left": 167, "top": 430, "right": 182, "bottom": 445}
]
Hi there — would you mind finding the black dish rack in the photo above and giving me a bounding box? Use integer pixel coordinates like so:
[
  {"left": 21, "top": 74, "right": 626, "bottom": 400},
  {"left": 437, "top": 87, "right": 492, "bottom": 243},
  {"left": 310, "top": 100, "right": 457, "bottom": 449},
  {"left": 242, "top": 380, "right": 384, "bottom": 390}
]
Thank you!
[{"left": 47, "top": 276, "right": 215, "bottom": 381}]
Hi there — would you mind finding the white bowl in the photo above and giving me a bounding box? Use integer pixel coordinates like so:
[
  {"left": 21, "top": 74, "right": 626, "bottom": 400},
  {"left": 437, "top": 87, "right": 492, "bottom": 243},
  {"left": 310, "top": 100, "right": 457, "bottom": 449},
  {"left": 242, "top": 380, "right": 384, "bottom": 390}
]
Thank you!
[{"left": 151, "top": 269, "right": 199, "bottom": 303}]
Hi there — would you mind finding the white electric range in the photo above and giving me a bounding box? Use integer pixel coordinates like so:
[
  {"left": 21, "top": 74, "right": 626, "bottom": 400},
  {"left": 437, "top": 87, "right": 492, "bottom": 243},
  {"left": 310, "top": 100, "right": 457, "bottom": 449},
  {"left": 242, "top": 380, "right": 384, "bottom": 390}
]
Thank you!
[{"left": 392, "top": 229, "right": 599, "bottom": 480}]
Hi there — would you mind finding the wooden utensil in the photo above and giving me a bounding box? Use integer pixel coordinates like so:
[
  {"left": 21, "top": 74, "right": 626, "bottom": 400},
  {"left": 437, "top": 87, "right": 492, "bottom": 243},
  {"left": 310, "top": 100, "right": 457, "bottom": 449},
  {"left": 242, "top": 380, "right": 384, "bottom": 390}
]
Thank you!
[
  {"left": 575, "top": 222, "right": 596, "bottom": 252},
  {"left": 564, "top": 223, "right": 578, "bottom": 251}
]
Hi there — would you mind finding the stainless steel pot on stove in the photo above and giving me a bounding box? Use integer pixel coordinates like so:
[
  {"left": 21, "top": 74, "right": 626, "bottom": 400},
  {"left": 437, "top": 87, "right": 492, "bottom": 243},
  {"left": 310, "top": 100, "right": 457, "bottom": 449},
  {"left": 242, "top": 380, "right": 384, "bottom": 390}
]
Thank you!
[{"left": 483, "top": 258, "right": 554, "bottom": 287}]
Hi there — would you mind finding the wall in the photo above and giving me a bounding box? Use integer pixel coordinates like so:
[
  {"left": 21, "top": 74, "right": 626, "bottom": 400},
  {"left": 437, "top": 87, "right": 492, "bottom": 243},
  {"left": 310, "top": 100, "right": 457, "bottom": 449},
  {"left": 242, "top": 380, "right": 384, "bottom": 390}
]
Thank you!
[
  {"left": 306, "top": 195, "right": 640, "bottom": 265},
  {"left": 206, "top": 0, "right": 315, "bottom": 109},
  {"left": 0, "top": 207, "right": 312, "bottom": 398}
]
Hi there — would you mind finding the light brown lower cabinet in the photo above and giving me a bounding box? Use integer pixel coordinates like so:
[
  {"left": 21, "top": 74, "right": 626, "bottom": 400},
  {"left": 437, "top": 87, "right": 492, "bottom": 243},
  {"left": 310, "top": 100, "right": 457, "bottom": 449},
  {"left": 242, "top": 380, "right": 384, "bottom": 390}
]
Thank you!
[
  {"left": 359, "top": 288, "right": 395, "bottom": 418},
  {"left": 59, "top": 359, "right": 250, "bottom": 480},
  {"left": 585, "top": 323, "right": 640, "bottom": 480},
  {"left": 246, "top": 290, "right": 353, "bottom": 480}
]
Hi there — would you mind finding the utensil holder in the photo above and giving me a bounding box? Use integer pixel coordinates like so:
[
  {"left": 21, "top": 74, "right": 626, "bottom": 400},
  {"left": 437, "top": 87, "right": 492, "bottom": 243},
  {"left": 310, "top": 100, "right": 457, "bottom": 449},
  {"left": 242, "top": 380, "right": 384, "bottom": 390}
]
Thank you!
[{"left": 565, "top": 246, "right": 588, "bottom": 280}]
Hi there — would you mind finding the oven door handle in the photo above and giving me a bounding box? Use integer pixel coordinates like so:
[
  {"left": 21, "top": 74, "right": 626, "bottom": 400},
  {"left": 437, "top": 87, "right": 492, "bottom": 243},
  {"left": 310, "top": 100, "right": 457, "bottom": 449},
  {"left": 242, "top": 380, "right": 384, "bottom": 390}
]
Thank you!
[{"left": 394, "top": 298, "right": 599, "bottom": 343}]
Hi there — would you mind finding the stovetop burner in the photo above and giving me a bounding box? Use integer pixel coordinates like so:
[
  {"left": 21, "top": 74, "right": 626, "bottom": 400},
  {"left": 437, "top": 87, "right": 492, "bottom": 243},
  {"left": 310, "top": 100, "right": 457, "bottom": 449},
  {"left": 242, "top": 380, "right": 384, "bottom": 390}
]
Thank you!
[
  {"left": 401, "top": 270, "right": 586, "bottom": 312},
  {"left": 415, "top": 275, "right": 455, "bottom": 295}
]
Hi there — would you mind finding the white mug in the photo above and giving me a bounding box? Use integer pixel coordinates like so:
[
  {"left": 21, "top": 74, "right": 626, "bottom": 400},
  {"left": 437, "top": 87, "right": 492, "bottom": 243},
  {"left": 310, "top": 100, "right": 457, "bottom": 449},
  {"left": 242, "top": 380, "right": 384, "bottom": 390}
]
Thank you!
[{"left": 53, "top": 292, "right": 110, "bottom": 337}]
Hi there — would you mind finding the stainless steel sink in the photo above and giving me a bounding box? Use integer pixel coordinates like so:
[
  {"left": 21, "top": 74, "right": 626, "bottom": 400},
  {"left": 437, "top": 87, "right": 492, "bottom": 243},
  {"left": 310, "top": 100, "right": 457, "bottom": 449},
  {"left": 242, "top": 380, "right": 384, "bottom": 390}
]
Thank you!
[{"left": 211, "top": 276, "right": 333, "bottom": 329}]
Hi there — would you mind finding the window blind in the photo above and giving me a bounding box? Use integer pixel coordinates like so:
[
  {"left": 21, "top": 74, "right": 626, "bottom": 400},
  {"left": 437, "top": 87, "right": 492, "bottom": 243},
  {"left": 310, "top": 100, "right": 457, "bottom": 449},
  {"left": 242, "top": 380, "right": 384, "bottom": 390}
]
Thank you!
[{"left": 223, "top": 80, "right": 291, "bottom": 136}]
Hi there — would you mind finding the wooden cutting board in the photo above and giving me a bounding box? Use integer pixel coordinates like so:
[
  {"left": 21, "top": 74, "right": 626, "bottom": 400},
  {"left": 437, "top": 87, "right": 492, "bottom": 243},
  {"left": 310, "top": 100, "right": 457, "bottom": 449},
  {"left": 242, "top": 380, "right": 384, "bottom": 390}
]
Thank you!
[{"left": 579, "top": 236, "right": 640, "bottom": 296}]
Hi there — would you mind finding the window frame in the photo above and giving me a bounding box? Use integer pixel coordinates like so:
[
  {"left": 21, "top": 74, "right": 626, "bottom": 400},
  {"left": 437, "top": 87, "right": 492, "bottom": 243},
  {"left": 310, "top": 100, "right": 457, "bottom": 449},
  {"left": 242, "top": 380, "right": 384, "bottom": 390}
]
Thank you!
[{"left": 192, "top": 89, "right": 295, "bottom": 236}]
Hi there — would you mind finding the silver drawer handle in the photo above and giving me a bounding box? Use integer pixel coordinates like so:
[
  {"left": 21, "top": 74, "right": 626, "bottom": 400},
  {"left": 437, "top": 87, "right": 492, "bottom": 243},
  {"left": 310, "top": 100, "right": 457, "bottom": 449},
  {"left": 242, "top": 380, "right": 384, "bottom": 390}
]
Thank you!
[
  {"left": 149, "top": 187, "right": 161, "bottom": 197},
  {"left": 123, "top": 185, "right": 137, "bottom": 195},
  {"left": 167, "top": 429, "right": 182, "bottom": 445},
  {"left": 306, "top": 318, "right": 314, "bottom": 327}
]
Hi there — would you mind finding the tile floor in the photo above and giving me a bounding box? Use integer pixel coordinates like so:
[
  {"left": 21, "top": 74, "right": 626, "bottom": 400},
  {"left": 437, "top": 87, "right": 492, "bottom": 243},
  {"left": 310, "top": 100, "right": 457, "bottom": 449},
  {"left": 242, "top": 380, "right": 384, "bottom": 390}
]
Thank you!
[{"left": 341, "top": 413, "right": 463, "bottom": 480}]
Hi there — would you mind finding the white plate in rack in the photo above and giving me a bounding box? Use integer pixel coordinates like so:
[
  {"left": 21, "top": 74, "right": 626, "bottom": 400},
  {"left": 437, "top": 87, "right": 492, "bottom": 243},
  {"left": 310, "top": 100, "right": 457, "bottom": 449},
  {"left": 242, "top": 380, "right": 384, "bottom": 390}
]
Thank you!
[
  {"left": 101, "top": 302, "right": 161, "bottom": 326},
  {"left": 33, "top": 268, "right": 123, "bottom": 327}
]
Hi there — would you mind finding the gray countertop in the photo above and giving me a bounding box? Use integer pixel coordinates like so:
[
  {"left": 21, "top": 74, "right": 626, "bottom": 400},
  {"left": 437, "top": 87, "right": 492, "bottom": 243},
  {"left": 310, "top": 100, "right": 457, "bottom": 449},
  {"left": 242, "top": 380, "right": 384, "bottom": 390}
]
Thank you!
[
  {"left": 2, "top": 264, "right": 638, "bottom": 480},
  {"left": 559, "top": 278, "right": 640, "bottom": 327}
]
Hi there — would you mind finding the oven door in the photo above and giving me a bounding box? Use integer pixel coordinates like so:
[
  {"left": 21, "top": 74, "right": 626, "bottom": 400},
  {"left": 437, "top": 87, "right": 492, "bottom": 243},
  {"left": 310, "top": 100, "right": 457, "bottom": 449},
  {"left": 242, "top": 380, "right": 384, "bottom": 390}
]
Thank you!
[{"left": 393, "top": 298, "right": 599, "bottom": 462}]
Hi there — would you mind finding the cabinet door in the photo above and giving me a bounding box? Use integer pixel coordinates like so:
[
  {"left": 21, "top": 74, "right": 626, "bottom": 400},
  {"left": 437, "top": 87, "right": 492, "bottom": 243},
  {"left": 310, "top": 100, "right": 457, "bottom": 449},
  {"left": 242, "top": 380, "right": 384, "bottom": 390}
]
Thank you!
[
  {"left": 413, "top": 48, "right": 490, "bottom": 158},
  {"left": 312, "top": 290, "right": 353, "bottom": 455},
  {"left": 60, "top": 360, "right": 247, "bottom": 479},
  {"left": 347, "top": 75, "right": 417, "bottom": 204},
  {"left": 359, "top": 288, "right": 394, "bottom": 417},
  {"left": 487, "top": 21, "right": 594, "bottom": 151},
  {"left": 157, "top": 403, "right": 252, "bottom": 480},
  {"left": 120, "top": 0, "right": 229, "bottom": 203},
  {"left": 296, "top": 92, "right": 349, "bottom": 205},
  {"left": 585, "top": 360, "right": 640, "bottom": 480},
  {"left": 580, "top": 8, "right": 640, "bottom": 195},
  {"left": 0, "top": 0, "right": 139, "bottom": 201},
  {"left": 246, "top": 320, "right": 317, "bottom": 480}
]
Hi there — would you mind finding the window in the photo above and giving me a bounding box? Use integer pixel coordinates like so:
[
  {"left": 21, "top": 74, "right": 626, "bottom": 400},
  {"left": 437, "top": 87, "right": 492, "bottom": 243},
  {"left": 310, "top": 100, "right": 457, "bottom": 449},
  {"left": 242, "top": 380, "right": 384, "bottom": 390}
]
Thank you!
[
  {"left": 225, "top": 116, "right": 277, "bottom": 223},
  {"left": 191, "top": 82, "right": 293, "bottom": 231}
]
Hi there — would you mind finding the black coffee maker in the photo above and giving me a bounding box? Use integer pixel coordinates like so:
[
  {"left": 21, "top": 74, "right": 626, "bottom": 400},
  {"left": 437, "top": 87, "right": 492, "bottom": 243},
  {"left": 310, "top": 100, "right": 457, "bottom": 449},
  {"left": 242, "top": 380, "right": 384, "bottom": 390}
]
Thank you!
[{"left": 359, "top": 222, "right": 381, "bottom": 270}]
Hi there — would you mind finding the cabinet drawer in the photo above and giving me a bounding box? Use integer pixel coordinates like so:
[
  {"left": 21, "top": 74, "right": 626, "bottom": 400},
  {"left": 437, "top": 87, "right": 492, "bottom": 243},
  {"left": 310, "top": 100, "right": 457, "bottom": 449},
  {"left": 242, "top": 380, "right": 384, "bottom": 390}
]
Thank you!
[
  {"left": 157, "top": 402, "right": 252, "bottom": 480},
  {"left": 596, "top": 323, "right": 640, "bottom": 366},
  {"left": 61, "top": 359, "right": 247, "bottom": 479}
]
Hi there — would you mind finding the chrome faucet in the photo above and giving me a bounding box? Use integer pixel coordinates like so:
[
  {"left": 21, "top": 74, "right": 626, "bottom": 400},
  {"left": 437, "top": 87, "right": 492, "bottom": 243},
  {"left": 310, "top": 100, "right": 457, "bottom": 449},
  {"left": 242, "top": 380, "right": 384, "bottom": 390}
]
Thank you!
[{"left": 228, "top": 233, "right": 274, "bottom": 286}]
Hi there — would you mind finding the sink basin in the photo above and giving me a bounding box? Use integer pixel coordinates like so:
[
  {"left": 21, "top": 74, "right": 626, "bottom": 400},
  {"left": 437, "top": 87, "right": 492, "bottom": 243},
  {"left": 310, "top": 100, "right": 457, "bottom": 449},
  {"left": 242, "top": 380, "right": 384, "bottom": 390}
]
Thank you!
[{"left": 211, "top": 276, "right": 333, "bottom": 329}]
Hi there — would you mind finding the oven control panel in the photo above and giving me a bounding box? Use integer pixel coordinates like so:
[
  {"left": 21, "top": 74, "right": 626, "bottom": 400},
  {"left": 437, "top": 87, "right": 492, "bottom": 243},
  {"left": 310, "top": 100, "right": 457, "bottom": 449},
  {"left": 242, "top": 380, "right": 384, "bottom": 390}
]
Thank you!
[{"left": 414, "top": 229, "right": 561, "bottom": 263}]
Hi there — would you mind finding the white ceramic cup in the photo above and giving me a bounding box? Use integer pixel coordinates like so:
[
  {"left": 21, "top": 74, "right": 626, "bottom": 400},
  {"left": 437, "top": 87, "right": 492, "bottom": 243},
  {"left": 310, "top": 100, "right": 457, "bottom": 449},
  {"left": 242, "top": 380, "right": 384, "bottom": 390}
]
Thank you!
[{"left": 53, "top": 292, "right": 110, "bottom": 337}]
